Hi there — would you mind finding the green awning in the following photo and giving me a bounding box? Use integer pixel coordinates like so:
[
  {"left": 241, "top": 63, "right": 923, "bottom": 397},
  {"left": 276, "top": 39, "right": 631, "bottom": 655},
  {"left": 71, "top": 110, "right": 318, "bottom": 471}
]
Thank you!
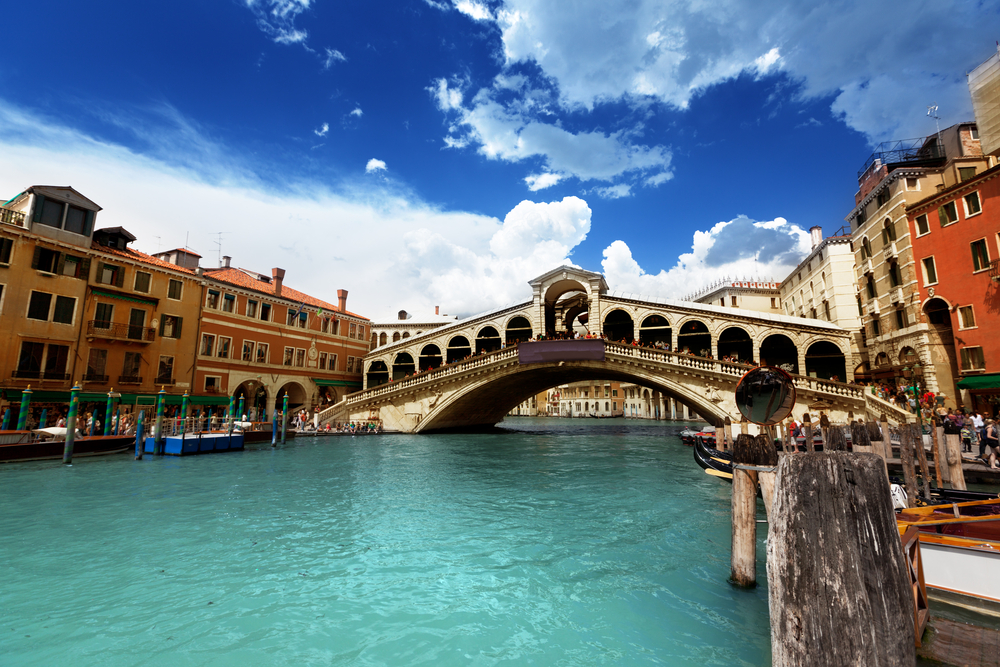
[
  {"left": 91, "top": 287, "right": 158, "bottom": 306},
  {"left": 313, "top": 379, "right": 363, "bottom": 388},
  {"left": 3, "top": 390, "right": 230, "bottom": 406},
  {"left": 956, "top": 373, "right": 1000, "bottom": 390}
]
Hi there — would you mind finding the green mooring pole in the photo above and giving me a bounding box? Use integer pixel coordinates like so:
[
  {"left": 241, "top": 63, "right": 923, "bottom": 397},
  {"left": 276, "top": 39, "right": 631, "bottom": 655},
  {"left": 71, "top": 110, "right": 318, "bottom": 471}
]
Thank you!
[
  {"left": 17, "top": 385, "right": 32, "bottom": 430},
  {"left": 281, "top": 393, "right": 289, "bottom": 445},
  {"left": 180, "top": 391, "right": 190, "bottom": 435},
  {"left": 63, "top": 384, "right": 80, "bottom": 464},
  {"left": 104, "top": 389, "right": 115, "bottom": 436},
  {"left": 227, "top": 394, "right": 235, "bottom": 436},
  {"left": 238, "top": 396, "right": 245, "bottom": 423}
]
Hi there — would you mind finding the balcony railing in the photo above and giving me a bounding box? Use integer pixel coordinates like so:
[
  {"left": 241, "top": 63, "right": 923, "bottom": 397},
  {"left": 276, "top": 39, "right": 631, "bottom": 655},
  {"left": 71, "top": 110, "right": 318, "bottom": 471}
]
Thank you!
[
  {"left": 11, "top": 369, "right": 70, "bottom": 380},
  {"left": 990, "top": 258, "right": 1000, "bottom": 283},
  {"left": 155, "top": 376, "right": 175, "bottom": 386},
  {"left": 118, "top": 375, "right": 142, "bottom": 385},
  {"left": 88, "top": 320, "right": 156, "bottom": 342},
  {"left": 82, "top": 373, "right": 109, "bottom": 384},
  {"left": 857, "top": 136, "right": 946, "bottom": 180},
  {"left": 0, "top": 206, "right": 26, "bottom": 228}
]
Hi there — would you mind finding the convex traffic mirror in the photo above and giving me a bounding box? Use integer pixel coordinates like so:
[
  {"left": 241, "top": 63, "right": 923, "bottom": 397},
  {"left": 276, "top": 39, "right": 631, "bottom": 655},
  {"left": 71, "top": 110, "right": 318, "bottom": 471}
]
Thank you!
[{"left": 734, "top": 366, "right": 796, "bottom": 426}]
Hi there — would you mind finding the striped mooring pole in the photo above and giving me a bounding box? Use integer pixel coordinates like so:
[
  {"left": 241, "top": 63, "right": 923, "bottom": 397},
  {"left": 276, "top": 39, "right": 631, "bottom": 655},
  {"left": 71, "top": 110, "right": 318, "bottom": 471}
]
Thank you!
[
  {"left": 180, "top": 391, "right": 190, "bottom": 436},
  {"left": 153, "top": 387, "right": 166, "bottom": 455},
  {"left": 63, "top": 383, "right": 81, "bottom": 464},
  {"left": 227, "top": 394, "right": 236, "bottom": 436},
  {"left": 1, "top": 408, "right": 10, "bottom": 430},
  {"left": 271, "top": 409, "right": 278, "bottom": 447},
  {"left": 104, "top": 389, "right": 115, "bottom": 436},
  {"left": 238, "top": 396, "right": 245, "bottom": 423},
  {"left": 134, "top": 410, "right": 145, "bottom": 459},
  {"left": 39, "top": 408, "right": 48, "bottom": 429},
  {"left": 280, "top": 393, "right": 289, "bottom": 445},
  {"left": 16, "top": 385, "right": 32, "bottom": 430}
]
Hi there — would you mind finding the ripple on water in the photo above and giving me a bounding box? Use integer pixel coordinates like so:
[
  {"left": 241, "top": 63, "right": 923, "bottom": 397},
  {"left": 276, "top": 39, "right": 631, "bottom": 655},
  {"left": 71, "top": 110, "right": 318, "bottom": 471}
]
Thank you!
[{"left": 0, "top": 418, "right": 770, "bottom": 666}]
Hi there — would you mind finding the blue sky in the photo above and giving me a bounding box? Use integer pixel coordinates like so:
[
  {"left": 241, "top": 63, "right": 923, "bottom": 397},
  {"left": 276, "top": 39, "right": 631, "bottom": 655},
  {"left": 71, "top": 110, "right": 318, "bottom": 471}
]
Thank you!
[{"left": 1, "top": 0, "right": 997, "bottom": 319}]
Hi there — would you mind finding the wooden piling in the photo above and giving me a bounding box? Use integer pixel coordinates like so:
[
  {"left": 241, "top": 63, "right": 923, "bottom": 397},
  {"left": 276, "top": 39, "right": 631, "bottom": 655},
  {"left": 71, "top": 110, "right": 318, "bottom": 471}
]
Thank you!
[
  {"left": 943, "top": 433, "right": 966, "bottom": 490},
  {"left": 911, "top": 424, "right": 933, "bottom": 500},
  {"left": 826, "top": 424, "right": 847, "bottom": 452},
  {"left": 724, "top": 416, "right": 733, "bottom": 450},
  {"left": 755, "top": 433, "right": 778, "bottom": 518},
  {"left": 730, "top": 432, "right": 777, "bottom": 587},
  {"left": 802, "top": 414, "right": 814, "bottom": 453},
  {"left": 931, "top": 422, "right": 947, "bottom": 487},
  {"left": 899, "top": 425, "right": 920, "bottom": 508},
  {"left": 767, "top": 452, "right": 915, "bottom": 666},
  {"left": 716, "top": 424, "right": 726, "bottom": 451},
  {"left": 849, "top": 422, "right": 872, "bottom": 454}
]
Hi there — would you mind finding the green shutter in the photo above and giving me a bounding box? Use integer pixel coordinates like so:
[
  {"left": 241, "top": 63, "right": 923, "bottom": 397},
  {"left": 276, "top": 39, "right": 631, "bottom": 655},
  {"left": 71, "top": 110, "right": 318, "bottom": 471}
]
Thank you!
[
  {"left": 175, "top": 317, "right": 182, "bottom": 338},
  {"left": 56, "top": 253, "right": 66, "bottom": 275},
  {"left": 83, "top": 210, "right": 94, "bottom": 236},
  {"left": 31, "top": 246, "right": 42, "bottom": 269},
  {"left": 79, "top": 257, "right": 91, "bottom": 280},
  {"left": 938, "top": 206, "right": 948, "bottom": 225},
  {"left": 159, "top": 318, "right": 165, "bottom": 336},
  {"left": 114, "top": 266, "right": 124, "bottom": 288},
  {"left": 31, "top": 195, "right": 45, "bottom": 223}
]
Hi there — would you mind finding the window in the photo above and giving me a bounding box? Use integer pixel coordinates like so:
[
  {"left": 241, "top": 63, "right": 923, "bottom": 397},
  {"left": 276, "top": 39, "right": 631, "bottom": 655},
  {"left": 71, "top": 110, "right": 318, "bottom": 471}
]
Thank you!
[
  {"left": 958, "top": 306, "right": 976, "bottom": 329},
  {"left": 200, "top": 334, "right": 215, "bottom": 356},
  {"left": 328, "top": 353, "right": 337, "bottom": 370},
  {"left": 61, "top": 255, "right": 81, "bottom": 277},
  {"left": 358, "top": 325, "right": 365, "bottom": 339},
  {"left": 206, "top": 290, "right": 220, "bottom": 309},
  {"left": 972, "top": 239, "right": 990, "bottom": 272},
  {"left": 298, "top": 311, "right": 307, "bottom": 328},
  {"left": 959, "top": 167, "right": 977, "bottom": 182},
  {"left": 960, "top": 347, "right": 985, "bottom": 371},
  {"left": 906, "top": 177, "right": 919, "bottom": 190},
  {"left": 856, "top": 205, "right": 867, "bottom": 226},
  {"left": 295, "top": 349, "right": 305, "bottom": 367},
  {"left": 52, "top": 296, "right": 75, "bottom": 324},
  {"left": 97, "top": 262, "right": 124, "bottom": 287},
  {"left": 41, "top": 344, "right": 68, "bottom": 378},
  {"left": 222, "top": 293, "right": 235, "bottom": 312},
  {"left": 895, "top": 308, "right": 907, "bottom": 330},
  {"left": 922, "top": 257, "right": 938, "bottom": 285},
  {"left": 865, "top": 275, "right": 877, "bottom": 299},
  {"left": 882, "top": 219, "right": 896, "bottom": 244},
  {"left": 939, "top": 201, "right": 959, "bottom": 226},
  {"left": 770, "top": 297, "right": 777, "bottom": 308},
  {"left": 824, "top": 301, "right": 831, "bottom": 320},
  {"left": 915, "top": 214, "right": 929, "bottom": 236},
  {"left": 156, "top": 356, "right": 174, "bottom": 383},
  {"left": 33, "top": 247, "right": 59, "bottom": 273},
  {"left": 134, "top": 271, "right": 151, "bottom": 293},
  {"left": 972, "top": 127, "right": 980, "bottom": 140},
  {"left": 260, "top": 303, "right": 271, "bottom": 321},
  {"left": 964, "top": 191, "right": 982, "bottom": 217},
  {"left": 16, "top": 341, "right": 44, "bottom": 377},
  {"left": 283, "top": 347, "right": 294, "bottom": 366},
  {"left": 612, "top": 389, "right": 618, "bottom": 397},
  {"left": 0, "top": 238, "right": 11, "bottom": 264},
  {"left": 256, "top": 343, "right": 269, "bottom": 364},
  {"left": 730, "top": 296, "right": 737, "bottom": 307},
  {"left": 32, "top": 196, "right": 95, "bottom": 236},
  {"left": 63, "top": 205, "right": 89, "bottom": 235},
  {"left": 95, "top": 302, "right": 114, "bottom": 326},
  {"left": 27, "top": 291, "right": 52, "bottom": 320},
  {"left": 160, "top": 315, "right": 182, "bottom": 339},
  {"left": 321, "top": 318, "right": 330, "bottom": 334},
  {"left": 319, "top": 352, "right": 328, "bottom": 370},
  {"left": 122, "top": 352, "right": 142, "bottom": 381},
  {"left": 876, "top": 188, "right": 890, "bottom": 207},
  {"left": 167, "top": 279, "right": 183, "bottom": 300},
  {"left": 861, "top": 237, "right": 872, "bottom": 260},
  {"left": 217, "top": 337, "right": 231, "bottom": 359},
  {"left": 246, "top": 300, "right": 258, "bottom": 318},
  {"left": 888, "top": 262, "right": 902, "bottom": 288},
  {"left": 871, "top": 318, "right": 881, "bottom": 336},
  {"left": 205, "top": 376, "right": 221, "bottom": 392},
  {"left": 36, "top": 197, "right": 65, "bottom": 228},
  {"left": 86, "top": 349, "right": 107, "bottom": 380},
  {"left": 349, "top": 322, "right": 357, "bottom": 339},
  {"left": 242, "top": 340, "right": 255, "bottom": 362},
  {"left": 347, "top": 356, "right": 355, "bottom": 373}
]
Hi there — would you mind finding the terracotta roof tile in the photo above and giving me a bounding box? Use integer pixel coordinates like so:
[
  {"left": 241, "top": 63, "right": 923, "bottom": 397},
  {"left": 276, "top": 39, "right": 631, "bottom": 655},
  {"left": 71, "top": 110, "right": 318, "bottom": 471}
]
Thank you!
[
  {"left": 204, "top": 267, "right": 368, "bottom": 320},
  {"left": 92, "top": 243, "right": 197, "bottom": 274}
]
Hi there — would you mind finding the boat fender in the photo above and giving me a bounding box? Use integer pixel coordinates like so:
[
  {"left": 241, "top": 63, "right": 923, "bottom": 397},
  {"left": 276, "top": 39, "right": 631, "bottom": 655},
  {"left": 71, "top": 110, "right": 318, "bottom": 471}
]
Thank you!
[{"left": 890, "top": 484, "right": 908, "bottom": 510}]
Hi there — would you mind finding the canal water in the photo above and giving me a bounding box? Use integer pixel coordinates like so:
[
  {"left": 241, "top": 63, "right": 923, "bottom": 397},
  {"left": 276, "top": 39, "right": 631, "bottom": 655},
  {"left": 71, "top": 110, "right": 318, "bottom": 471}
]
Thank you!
[{"left": 1, "top": 418, "right": 771, "bottom": 666}]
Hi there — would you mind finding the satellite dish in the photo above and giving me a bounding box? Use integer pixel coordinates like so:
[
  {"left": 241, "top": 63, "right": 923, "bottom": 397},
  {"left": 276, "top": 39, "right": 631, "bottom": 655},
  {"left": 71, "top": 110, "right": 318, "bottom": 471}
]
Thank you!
[{"left": 735, "top": 366, "right": 796, "bottom": 425}]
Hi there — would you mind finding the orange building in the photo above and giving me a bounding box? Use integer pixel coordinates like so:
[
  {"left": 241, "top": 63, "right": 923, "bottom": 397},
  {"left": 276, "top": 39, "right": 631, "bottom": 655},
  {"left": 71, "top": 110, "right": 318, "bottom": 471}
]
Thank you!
[{"left": 187, "top": 259, "right": 369, "bottom": 419}]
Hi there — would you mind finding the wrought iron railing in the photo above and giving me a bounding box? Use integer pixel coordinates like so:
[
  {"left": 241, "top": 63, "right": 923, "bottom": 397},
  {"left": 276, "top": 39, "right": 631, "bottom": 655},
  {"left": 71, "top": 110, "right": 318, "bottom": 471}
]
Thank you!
[
  {"left": 82, "top": 373, "right": 108, "bottom": 383},
  {"left": 858, "top": 136, "right": 945, "bottom": 180},
  {"left": 118, "top": 375, "right": 142, "bottom": 384},
  {"left": 11, "top": 369, "right": 69, "bottom": 380},
  {"left": 0, "top": 206, "right": 26, "bottom": 227},
  {"left": 155, "top": 376, "right": 175, "bottom": 385},
  {"left": 990, "top": 258, "right": 1000, "bottom": 282},
  {"left": 88, "top": 320, "right": 156, "bottom": 342}
]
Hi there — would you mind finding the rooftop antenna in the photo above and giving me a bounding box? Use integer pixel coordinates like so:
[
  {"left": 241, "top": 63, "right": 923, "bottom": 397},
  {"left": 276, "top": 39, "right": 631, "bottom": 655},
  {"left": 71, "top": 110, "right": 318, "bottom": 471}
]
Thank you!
[
  {"left": 152, "top": 236, "right": 162, "bottom": 254},
  {"left": 927, "top": 104, "right": 943, "bottom": 155},
  {"left": 211, "top": 231, "right": 229, "bottom": 268}
]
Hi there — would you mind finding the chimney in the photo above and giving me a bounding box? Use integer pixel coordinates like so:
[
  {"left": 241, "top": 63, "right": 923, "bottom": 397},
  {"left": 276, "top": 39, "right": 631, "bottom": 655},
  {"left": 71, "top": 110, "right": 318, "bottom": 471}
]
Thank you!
[
  {"left": 809, "top": 225, "right": 823, "bottom": 249},
  {"left": 222, "top": 255, "right": 231, "bottom": 268},
  {"left": 435, "top": 306, "right": 440, "bottom": 315},
  {"left": 337, "top": 289, "right": 348, "bottom": 312},
  {"left": 272, "top": 268, "right": 285, "bottom": 297}
]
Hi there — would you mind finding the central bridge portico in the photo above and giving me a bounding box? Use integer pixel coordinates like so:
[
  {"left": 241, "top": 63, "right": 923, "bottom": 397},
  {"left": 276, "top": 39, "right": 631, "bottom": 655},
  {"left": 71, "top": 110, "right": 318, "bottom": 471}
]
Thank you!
[{"left": 318, "top": 267, "right": 868, "bottom": 432}]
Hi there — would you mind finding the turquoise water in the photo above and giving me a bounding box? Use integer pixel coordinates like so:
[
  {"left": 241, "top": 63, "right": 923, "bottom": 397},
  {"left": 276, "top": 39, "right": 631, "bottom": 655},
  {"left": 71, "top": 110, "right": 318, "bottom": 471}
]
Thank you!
[{"left": 1, "top": 418, "right": 770, "bottom": 666}]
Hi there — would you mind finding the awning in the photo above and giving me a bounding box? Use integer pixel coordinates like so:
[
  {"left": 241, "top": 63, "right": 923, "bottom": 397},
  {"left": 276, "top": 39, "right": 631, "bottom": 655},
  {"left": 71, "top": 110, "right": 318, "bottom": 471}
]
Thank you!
[
  {"left": 313, "top": 379, "right": 363, "bottom": 388},
  {"left": 3, "top": 390, "right": 230, "bottom": 406},
  {"left": 957, "top": 373, "right": 1000, "bottom": 390},
  {"left": 91, "top": 287, "right": 158, "bottom": 306}
]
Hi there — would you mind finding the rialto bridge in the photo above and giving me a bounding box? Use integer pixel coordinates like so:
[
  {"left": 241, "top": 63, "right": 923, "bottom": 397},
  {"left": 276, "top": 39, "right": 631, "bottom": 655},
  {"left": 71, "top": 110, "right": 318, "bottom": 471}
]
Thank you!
[{"left": 316, "top": 267, "right": 892, "bottom": 432}]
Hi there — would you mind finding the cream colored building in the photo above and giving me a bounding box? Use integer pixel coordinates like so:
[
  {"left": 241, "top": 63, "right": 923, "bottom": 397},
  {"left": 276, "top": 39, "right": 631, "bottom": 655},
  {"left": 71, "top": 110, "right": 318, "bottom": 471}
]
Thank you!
[
  {"left": 969, "top": 44, "right": 1000, "bottom": 157},
  {"left": 779, "top": 226, "right": 862, "bottom": 379},
  {"left": 847, "top": 123, "right": 995, "bottom": 399},
  {"left": 552, "top": 381, "right": 624, "bottom": 418},
  {"left": 689, "top": 279, "right": 782, "bottom": 315}
]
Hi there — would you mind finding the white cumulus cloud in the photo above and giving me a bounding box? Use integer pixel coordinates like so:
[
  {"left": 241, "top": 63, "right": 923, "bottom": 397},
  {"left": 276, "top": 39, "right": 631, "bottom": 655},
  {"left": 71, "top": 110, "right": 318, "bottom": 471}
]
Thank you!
[
  {"left": 365, "top": 158, "right": 387, "bottom": 173},
  {"left": 350, "top": 107, "right": 363, "bottom": 117},
  {"left": 314, "top": 122, "right": 329, "bottom": 137}
]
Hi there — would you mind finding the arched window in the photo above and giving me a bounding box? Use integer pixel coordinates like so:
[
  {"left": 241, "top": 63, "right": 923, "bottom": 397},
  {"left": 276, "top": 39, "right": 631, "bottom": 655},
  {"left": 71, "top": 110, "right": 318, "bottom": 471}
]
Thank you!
[{"left": 882, "top": 218, "right": 896, "bottom": 245}]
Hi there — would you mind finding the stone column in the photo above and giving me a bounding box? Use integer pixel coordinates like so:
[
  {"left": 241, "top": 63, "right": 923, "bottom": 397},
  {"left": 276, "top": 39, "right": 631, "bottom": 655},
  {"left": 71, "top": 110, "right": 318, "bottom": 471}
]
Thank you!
[
  {"left": 752, "top": 340, "right": 761, "bottom": 366},
  {"left": 265, "top": 389, "right": 276, "bottom": 421}
]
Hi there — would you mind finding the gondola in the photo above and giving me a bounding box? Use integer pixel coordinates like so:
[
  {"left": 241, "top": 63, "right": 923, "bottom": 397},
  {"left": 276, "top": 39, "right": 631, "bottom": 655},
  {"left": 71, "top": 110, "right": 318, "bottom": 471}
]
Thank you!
[{"left": 693, "top": 436, "right": 734, "bottom": 481}]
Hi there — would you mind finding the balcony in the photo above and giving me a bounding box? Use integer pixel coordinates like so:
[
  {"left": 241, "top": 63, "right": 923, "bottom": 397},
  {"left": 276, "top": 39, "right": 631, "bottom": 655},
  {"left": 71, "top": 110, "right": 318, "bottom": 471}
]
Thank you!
[
  {"left": 118, "top": 375, "right": 143, "bottom": 385},
  {"left": 883, "top": 241, "right": 898, "bottom": 259},
  {"left": 991, "top": 258, "right": 1000, "bottom": 283},
  {"left": 857, "top": 135, "right": 946, "bottom": 180},
  {"left": 0, "top": 206, "right": 26, "bottom": 228},
  {"left": 88, "top": 320, "right": 156, "bottom": 343},
  {"left": 866, "top": 299, "right": 880, "bottom": 316},
  {"left": 891, "top": 288, "right": 905, "bottom": 304},
  {"left": 82, "top": 373, "right": 109, "bottom": 384},
  {"left": 11, "top": 369, "right": 70, "bottom": 380},
  {"left": 863, "top": 258, "right": 874, "bottom": 275},
  {"left": 154, "top": 376, "right": 175, "bottom": 386}
]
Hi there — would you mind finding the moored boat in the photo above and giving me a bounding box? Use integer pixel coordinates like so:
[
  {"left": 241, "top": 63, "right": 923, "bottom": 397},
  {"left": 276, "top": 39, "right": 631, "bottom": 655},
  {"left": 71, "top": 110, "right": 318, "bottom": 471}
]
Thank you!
[{"left": 0, "top": 429, "right": 132, "bottom": 463}]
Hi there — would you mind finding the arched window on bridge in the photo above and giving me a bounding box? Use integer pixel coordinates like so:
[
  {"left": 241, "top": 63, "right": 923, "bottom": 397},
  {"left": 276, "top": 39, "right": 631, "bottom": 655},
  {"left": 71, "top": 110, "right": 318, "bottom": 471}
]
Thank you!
[
  {"left": 402, "top": 332, "right": 410, "bottom": 339},
  {"left": 874, "top": 352, "right": 891, "bottom": 367},
  {"left": 392, "top": 332, "right": 401, "bottom": 343},
  {"left": 505, "top": 317, "right": 532, "bottom": 345},
  {"left": 419, "top": 344, "right": 442, "bottom": 371},
  {"left": 392, "top": 353, "right": 415, "bottom": 380},
  {"left": 760, "top": 334, "right": 798, "bottom": 373},
  {"left": 718, "top": 326, "right": 753, "bottom": 363},
  {"left": 603, "top": 309, "right": 634, "bottom": 342},
  {"left": 805, "top": 341, "right": 846, "bottom": 381},
  {"left": 677, "top": 320, "right": 711, "bottom": 357},
  {"left": 379, "top": 332, "right": 387, "bottom": 347},
  {"left": 639, "top": 315, "right": 671, "bottom": 347},
  {"left": 476, "top": 326, "right": 502, "bottom": 354},
  {"left": 366, "top": 360, "right": 389, "bottom": 387},
  {"left": 447, "top": 336, "right": 472, "bottom": 364}
]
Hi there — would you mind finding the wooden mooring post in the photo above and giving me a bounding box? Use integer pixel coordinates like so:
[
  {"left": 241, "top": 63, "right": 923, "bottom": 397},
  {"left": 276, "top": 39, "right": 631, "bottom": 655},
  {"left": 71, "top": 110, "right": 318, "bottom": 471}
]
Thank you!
[
  {"left": 730, "top": 432, "right": 777, "bottom": 588},
  {"left": 802, "top": 414, "right": 814, "bottom": 453},
  {"left": 943, "top": 431, "right": 967, "bottom": 490},
  {"left": 931, "top": 421, "right": 946, "bottom": 487},
  {"left": 767, "top": 452, "right": 915, "bottom": 666}
]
